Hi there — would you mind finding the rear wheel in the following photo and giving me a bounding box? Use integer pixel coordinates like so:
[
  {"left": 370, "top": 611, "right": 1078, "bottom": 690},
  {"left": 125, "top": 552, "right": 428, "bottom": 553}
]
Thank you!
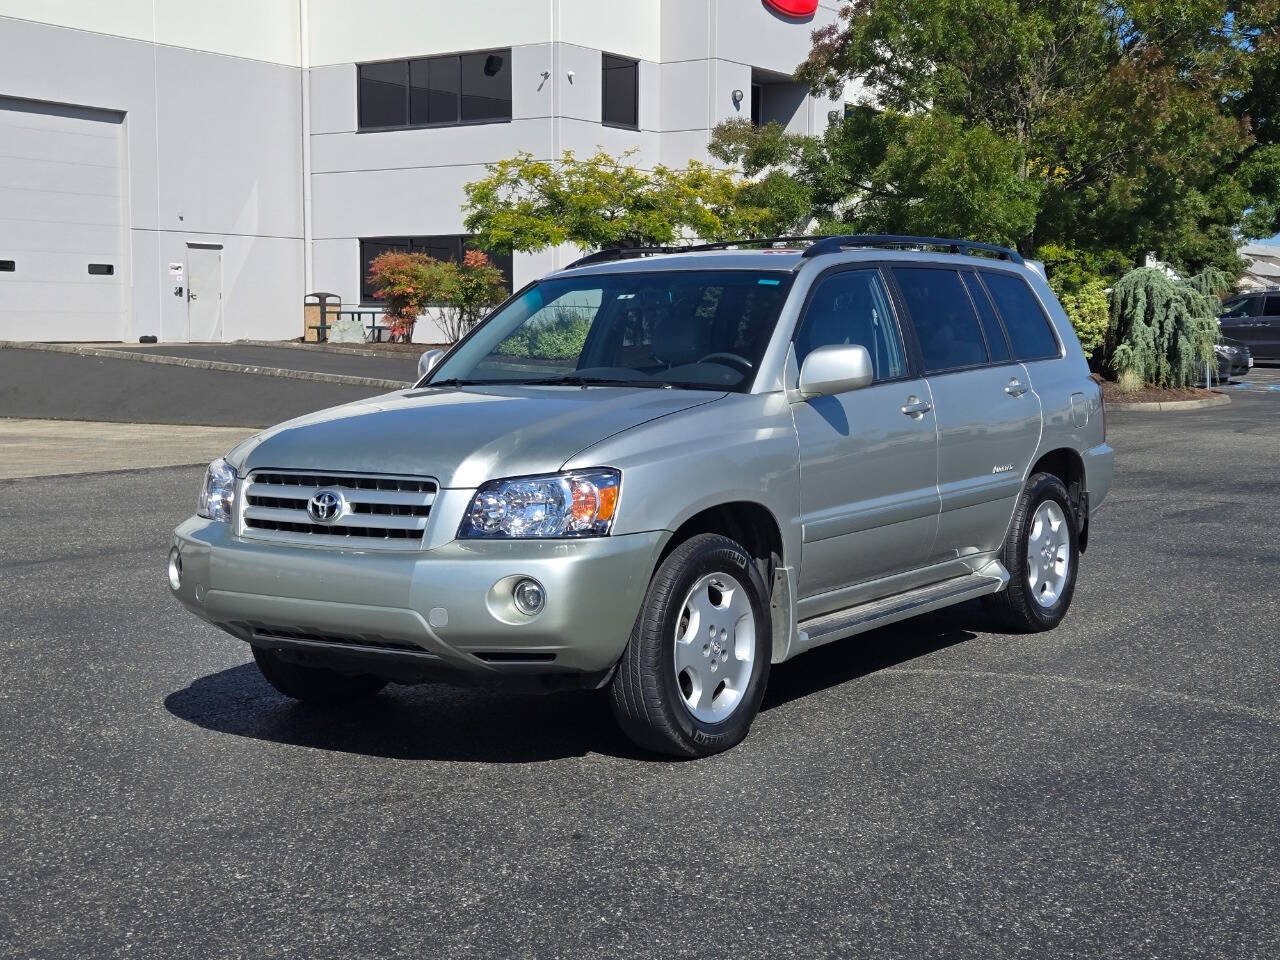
[
  {"left": 252, "top": 645, "right": 387, "bottom": 703},
  {"left": 984, "top": 472, "right": 1079, "bottom": 631},
  {"left": 610, "top": 533, "right": 772, "bottom": 758}
]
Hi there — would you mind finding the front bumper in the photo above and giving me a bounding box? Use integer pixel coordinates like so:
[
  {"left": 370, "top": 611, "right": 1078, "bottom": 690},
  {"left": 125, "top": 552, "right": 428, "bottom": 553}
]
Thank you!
[{"left": 170, "top": 517, "right": 666, "bottom": 679}]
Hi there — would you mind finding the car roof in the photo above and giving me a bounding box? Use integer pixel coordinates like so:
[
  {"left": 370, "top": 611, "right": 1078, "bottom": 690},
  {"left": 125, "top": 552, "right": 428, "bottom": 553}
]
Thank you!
[{"left": 553, "top": 247, "right": 1033, "bottom": 279}]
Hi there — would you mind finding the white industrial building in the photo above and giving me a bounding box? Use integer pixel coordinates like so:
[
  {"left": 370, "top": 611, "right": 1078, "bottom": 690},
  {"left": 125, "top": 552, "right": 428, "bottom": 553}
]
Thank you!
[{"left": 0, "top": 0, "right": 852, "bottom": 343}]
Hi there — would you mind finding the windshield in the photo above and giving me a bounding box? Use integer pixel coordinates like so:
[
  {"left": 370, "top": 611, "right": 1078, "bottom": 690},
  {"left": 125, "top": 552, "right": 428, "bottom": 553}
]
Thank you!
[{"left": 426, "top": 269, "right": 794, "bottom": 391}]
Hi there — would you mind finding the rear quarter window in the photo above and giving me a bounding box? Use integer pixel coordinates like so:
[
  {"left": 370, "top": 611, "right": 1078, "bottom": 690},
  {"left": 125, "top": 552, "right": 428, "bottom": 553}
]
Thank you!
[{"left": 981, "top": 271, "right": 1060, "bottom": 361}]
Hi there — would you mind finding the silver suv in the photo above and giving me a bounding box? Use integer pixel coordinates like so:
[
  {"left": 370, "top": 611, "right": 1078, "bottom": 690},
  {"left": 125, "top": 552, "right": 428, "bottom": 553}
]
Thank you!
[{"left": 169, "top": 235, "right": 1113, "bottom": 757}]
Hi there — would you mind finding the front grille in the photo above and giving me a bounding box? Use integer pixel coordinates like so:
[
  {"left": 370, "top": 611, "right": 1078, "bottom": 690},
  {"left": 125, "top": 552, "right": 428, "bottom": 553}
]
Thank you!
[{"left": 238, "top": 470, "right": 438, "bottom": 550}]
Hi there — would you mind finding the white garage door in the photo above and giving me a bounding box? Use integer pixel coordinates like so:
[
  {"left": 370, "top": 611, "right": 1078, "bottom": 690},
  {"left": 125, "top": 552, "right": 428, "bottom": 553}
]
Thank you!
[{"left": 0, "top": 97, "right": 126, "bottom": 342}]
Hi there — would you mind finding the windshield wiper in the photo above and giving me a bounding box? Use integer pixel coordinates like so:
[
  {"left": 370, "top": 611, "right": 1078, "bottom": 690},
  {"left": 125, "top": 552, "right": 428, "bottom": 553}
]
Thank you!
[
  {"left": 424, "top": 378, "right": 486, "bottom": 388},
  {"left": 512, "top": 375, "right": 672, "bottom": 389}
]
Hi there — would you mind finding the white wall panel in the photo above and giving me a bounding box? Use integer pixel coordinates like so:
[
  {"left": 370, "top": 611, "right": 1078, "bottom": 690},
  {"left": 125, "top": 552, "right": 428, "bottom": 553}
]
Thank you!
[{"left": 307, "top": 0, "right": 552, "bottom": 67}]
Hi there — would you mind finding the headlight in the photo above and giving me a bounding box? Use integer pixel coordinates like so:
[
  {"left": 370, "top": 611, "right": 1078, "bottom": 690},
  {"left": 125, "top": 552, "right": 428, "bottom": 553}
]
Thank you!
[
  {"left": 197, "top": 457, "right": 237, "bottom": 522},
  {"left": 459, "top": 469, "right": 621, "bottom": 539}
]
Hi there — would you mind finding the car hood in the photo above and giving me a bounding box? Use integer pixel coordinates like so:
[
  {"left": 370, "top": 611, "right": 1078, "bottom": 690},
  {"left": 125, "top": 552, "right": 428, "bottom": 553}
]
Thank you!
[{"left": 227, "top": 384, "right": 724, "bottom": 488}]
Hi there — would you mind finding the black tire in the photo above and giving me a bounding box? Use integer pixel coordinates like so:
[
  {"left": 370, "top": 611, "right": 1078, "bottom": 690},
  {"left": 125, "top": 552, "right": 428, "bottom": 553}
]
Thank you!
[
  {"left": 610, "top": 533, "right": 772, "bottom": 758},
  {"left": 984, "top": 472, "right": 1080, "bottom": 632},
  {"left": 251, "top": 645, "right": 388, "bottom": 703}
]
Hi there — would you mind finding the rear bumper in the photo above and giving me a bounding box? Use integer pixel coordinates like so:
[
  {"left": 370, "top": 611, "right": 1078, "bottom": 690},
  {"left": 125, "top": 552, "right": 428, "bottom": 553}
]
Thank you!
[
  {"left": 1083, "top": 441, "right": 1114, "bottom": 512},
  {"left": 170, "top": 517, "right": 665, "bottom": 678}
]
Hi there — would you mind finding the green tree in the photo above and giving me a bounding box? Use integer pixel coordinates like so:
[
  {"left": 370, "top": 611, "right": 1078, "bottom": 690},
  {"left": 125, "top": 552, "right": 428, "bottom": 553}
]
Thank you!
[
  {"left": 462, "top": 150, "right": 768, "bottom": 253},
  {"left": 713, "top": 0, "right": 1279, "bottom": 280},
  {"left": 1105, "top": 267, "right": 1218, "bottom": 388}
]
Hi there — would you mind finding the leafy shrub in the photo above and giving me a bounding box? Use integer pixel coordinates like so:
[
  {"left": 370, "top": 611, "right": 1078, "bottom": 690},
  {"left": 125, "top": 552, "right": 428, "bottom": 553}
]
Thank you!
[
  {"left": 1104, "top": 268, "right": 1217, "bottom": 388},
  {"left": 367, "top": 249, "right": 507, "bottom": 342},
  {"left": 1056, "top": 279, "right": 1110, "bottom": 360}
]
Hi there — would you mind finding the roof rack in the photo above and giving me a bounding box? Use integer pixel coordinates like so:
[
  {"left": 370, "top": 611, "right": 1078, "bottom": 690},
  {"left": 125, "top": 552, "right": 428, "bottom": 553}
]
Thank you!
[
  {"left": 801, "top": 234, "right": 1024, "bottom": 264},
  {"left": 563, "top": 233, "right": 1024, "bottom": 270},
  {"left": 563, "top": 236, "right": 819, "bottom": 270}
]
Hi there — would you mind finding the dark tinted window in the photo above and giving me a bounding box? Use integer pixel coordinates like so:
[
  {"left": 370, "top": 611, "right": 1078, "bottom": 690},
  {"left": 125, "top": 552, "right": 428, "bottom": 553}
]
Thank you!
[
  {"left": 460, "top": 51, "right": 511, "bottom": 122},
  {"left": 87, "top": 263, "right": 114, "bottom": 276},
  {"left": 982, "top": 271, "right": 1059, "bottom": 360},
  {"left": 1264, "top": 295, "right": 1280, "bottom": 316},
  {"left": 794, "top": 269, "right": 907, "bottom": 381},
  {"left": 1219, "top": 297, "right": 1257, "bottom": 318},
  {"left": 602, "top": 54, "right": 639, "bottom": 128},
  {"left": 360, "top": 51, "right": 510, "bottom": 130},
  {"left": 409, "top": 56, "right": 459, "bottom": 125},
  {"left": 358, "top": 61, "right": 407, "bottom": 128},
  {"left": 962, "top": 272, "right": 1010, "bottom": 362},
  {"left": 360, "top": 236, "right": 512, "bottom": 302},
  {"left": 893, "top": 267, "right": 988, "bottom": 372}
]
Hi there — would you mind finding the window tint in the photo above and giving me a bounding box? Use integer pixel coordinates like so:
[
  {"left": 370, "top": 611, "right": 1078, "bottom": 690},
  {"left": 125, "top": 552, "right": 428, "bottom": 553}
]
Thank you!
[
  {"left": 981, "top": 271, "right": 1059, "bottom": 361},
  {"left": 794, "top": 270, "right": 907, "bottom": 381},
  {"left": 409, "top": 56, "right": 459, "bottom": 125},
  {"left": 1264, "top": 295, "right": 1280, "bottom": 316},
  {"left": 359, "top": 236, "right": 513, "bottom": 302},
  {"left": 358, "top": 61, "right": 408, "bottom": 128},
  {"left": 460, "top": 51, "right": 511, "bottom": 122},
  {"left": 360, "top": 51, "right": 510, "bottom": 130},
  {"left": 962, "top": 272, "right": 1010, "bottom": 362},
  {"left": 892, "top": 267, "right": 988, "bottom": 372},
  {"left": 602, "top": 54, "right": 639, "bottom": 128},
  {"left": 1219, "top": 297, "right": 1257, "bottom": 318}
]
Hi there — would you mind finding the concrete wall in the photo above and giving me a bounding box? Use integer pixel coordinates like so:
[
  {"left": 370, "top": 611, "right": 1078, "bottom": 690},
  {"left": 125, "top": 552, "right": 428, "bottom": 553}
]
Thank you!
[{"left": 0, "top": 13, "right": 304, "bottom": 341}]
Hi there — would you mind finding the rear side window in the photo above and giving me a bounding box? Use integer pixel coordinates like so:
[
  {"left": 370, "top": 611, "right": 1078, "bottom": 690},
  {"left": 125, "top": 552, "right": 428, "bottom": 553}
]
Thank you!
[
  {"left": 982, "top": 271, "right": 1059, "bottom": 361},
  {"left": 892, "top": 267, "right": 988, "bottom": 372},
  {"left": 962, "top": 272, "right": 1011, "bottom": 363},
  {"left": 1219, "top": 297, "right": 1257, "bottom": 318},
  {"left": 1264, "top": 295, "right": 1280, "bottom": 316},
  {"left": 794, "top": 269, "right": 907, "bottom": 381}
]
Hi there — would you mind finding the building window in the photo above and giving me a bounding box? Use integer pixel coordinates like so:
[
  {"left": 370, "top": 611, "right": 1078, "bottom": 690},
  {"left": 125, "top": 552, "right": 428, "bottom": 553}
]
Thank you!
[
  {"left": 358, "top": 50, "right": 511, "bottom": 130},
  {"left": 359, "top": 236, "right": 513, "bottom": 303},
  {"left": 602, "top": 54, "right": 639, "bottom": 129}
]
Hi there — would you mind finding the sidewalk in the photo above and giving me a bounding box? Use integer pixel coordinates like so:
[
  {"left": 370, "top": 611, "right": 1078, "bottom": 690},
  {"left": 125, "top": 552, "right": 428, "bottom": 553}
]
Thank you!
[{"left": 0, "top": 419, "right": 253, "bottom": 480}]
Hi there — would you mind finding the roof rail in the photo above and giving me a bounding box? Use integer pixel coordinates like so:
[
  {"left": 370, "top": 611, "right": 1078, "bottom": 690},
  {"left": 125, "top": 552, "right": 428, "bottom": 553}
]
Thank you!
[
  {"left": 563, "top": 236, "right": 820, "bottom": 270},
  {"left": 800, "top": 234, "right": 1024, "bottom": 264}
]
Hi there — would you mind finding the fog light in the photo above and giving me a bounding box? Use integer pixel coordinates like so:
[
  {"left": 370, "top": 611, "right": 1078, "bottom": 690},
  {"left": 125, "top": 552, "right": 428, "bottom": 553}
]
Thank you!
[
  {"left": 512, "top": 578, "right": 545, "bottom": 616},
  {"left": 167, "top": 547, "right": 182, "bottom": 591}
]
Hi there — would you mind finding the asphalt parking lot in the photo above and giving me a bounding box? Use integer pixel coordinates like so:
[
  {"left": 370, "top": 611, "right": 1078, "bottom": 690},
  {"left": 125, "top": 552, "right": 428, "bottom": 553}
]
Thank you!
[{"left": 1, "top": 387, "right": 1277, "bottom": 959}]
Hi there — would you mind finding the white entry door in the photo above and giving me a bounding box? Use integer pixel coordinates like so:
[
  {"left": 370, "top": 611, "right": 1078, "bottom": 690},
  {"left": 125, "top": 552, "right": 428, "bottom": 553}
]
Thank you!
[{"left": 186, "top": 244, "right": 223, "bottom": 341}]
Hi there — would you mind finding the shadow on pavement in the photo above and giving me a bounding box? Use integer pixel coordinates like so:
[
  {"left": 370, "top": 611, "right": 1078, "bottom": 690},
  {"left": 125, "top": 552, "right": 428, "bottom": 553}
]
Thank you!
[{"left": 165, "top": 602, "right": 996, "bottom": 763}]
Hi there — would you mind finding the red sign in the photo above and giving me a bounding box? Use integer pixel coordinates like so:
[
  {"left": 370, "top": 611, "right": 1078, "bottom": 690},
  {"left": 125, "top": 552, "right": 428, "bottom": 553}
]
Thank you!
[{"left": 764, "top": 0, "right": 819, "bottom": 17}]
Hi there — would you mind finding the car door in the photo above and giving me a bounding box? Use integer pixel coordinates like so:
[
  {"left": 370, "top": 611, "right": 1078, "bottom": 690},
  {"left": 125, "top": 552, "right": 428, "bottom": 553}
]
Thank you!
[
  {"left": 891, "top": 265, "right": 1043, "bottom": 566},
  {"left": 1252, "top": 293, "right": 1280, "bottom": 361},
  {"left": 790, "top": 267, "right": 940, "bottom": 616}
]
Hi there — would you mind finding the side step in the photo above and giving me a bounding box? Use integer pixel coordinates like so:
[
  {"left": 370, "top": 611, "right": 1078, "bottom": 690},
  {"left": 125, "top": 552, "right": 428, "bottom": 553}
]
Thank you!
[{"left": 794, "top": 566, "right": 1008, "bottom": 655}]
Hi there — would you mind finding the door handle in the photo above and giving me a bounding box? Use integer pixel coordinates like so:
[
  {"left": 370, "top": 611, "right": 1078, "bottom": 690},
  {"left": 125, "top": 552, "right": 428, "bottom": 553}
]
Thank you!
[
  {"left": 1005, "top": 378, "right": 1029, "bottom": 397},
  {"left": 901, "top": 396, "right": 932, "bottom": 418}
]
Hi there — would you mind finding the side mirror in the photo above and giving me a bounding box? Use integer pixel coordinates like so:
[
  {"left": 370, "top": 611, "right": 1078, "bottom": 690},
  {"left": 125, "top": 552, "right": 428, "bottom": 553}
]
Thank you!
[
  {"left": 417, "top": 348, "right": 445, "bottom": 381},
  {"left": 797, "top": 344, "right": 874, "bottom": 398}
]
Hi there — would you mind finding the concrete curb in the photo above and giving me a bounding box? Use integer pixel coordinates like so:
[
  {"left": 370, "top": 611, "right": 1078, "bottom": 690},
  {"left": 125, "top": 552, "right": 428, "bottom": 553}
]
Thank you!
[
  {"left": 236, "top": 339, "right": 451, "bottom": 358},
  {"left": 1107, "top": 392, "right": 1231, "bottom": 412},
  {"left": 0, "top": 340, "right": 412, "bottom": 390}
]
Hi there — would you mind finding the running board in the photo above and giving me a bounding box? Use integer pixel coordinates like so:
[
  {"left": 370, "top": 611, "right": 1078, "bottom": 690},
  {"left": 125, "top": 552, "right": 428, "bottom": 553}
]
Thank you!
[{"left": 793, "top": 566, "right": 1008, "bottom": 655}]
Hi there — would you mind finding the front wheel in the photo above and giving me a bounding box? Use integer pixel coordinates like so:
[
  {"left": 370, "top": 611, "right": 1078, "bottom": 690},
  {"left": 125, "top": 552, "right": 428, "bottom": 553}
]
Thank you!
[
  {"left": 610, "top": 533, "right": 772, "bottom": 758},
  {"left": 984, "top": 472, "right": 1080, "bottom": 631}
]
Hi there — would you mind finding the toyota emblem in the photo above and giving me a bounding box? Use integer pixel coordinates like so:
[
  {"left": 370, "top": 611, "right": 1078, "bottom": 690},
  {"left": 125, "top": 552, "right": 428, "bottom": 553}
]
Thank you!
[{"left": 307, "top": 489, "right": 344, "bottom": 524}]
